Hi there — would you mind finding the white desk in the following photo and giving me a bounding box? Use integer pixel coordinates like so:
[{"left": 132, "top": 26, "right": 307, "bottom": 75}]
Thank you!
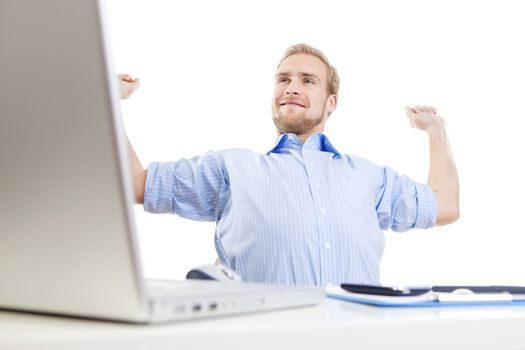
[{"left": 2, "top": 298, "right": 525, "bottom": 350}]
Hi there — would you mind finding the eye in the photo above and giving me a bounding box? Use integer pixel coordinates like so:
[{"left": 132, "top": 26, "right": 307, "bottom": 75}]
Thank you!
[
  {"left": 278, "top": 77, "right": 289, "bottom": 83},
  {"left": 304, "top": 79, "right": 315, "bottom": 84}
]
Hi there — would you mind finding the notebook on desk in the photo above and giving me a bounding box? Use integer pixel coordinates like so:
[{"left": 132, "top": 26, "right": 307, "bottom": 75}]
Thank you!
[
  {"left": 0, "top": 0, "right": 324, "bottom": 323},
  {"left": 327, "top": 284, "right": 525, "bottom": 307}
]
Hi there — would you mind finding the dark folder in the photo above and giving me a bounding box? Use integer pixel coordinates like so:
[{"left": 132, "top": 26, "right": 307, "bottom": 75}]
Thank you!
[{"left": 327, "top": 284, "right": 525, "bottom": 307}]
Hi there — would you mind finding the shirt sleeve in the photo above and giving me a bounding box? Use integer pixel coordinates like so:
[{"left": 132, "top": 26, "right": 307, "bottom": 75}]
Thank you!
[
  {"left": 375, "top": 166, "right": 437, "bottom": 232},
  {"left": 143, "top": 152, "right": 228, "bottom": 221}
]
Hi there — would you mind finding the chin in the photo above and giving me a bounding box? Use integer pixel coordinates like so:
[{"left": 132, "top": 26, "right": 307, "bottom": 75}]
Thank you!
[{"left": 276, "top": 110, "right": 304, "bottom": 121}]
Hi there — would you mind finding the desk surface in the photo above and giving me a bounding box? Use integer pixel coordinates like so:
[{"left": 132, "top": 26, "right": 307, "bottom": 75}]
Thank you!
[{"left": 2, "top": 298, "right": 525, "bottom": 350}]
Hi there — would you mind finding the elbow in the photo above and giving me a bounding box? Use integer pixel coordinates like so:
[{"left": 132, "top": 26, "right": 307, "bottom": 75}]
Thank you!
[
  {"left": 435, "top": 206, "right": 460, "bottom": 226},
  {"left": 433, "top": 189, "right": 460, "bottom": 226},
  {"left": 135, "top": 191, "right": 144, "bottom": 205},
  {"left": 134, "top": 169, "right": 147, "bottom": 204}
]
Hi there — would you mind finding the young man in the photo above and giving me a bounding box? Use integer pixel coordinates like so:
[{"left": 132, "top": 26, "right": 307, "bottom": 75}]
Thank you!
[{"left": 121, "top": 44, "right": 459, "bottom": 287}]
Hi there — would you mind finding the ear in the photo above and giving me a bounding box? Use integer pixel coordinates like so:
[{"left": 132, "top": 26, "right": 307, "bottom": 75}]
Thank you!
[{"left": 325, "top": 94, "right": 338, "bottom": 117}]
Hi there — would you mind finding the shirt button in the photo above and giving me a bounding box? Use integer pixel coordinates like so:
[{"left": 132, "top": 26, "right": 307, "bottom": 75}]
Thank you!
[
  {"left": 310, "top": 163, "right": 315, "bottom": 167},
  {"left": 320, "top": 208, "right": 327, "bottom": 214},
  {"left": 324, "top": 242, "right": 331, "bottom": 249},
  {"left": 315, "top": 182, "right": 321, "bottom": 188}
]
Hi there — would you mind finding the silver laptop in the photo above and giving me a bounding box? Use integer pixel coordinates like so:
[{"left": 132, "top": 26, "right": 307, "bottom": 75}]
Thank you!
[{"left": 0, "top": 0, "right": 324, "bottom": 323}]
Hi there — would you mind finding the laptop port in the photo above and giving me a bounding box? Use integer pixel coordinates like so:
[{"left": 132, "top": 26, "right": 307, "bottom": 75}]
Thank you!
[
  {"left": 192, "top": 304, "right": 202, "bottom": 312},
  {"left": 208, "top": 303, "right": 218, "bottom": 311},
  {"left": 172, "top": 304, "right": 186, "bottom": 314}
]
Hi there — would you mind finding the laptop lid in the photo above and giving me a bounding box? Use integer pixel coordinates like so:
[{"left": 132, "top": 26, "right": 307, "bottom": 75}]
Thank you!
[{"left": 0, "top": 0, "right": 149, "bottom": 322}]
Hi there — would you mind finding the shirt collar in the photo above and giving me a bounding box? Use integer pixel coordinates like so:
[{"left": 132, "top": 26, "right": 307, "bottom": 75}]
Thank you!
[{"left": 267, "top": 132, "right": 342, "bottom": 158}]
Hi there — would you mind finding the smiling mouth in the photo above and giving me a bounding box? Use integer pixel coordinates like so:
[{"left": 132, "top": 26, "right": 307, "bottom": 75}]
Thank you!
[{"left": 280, "top": 101, "right": 305, "bottom": 107}]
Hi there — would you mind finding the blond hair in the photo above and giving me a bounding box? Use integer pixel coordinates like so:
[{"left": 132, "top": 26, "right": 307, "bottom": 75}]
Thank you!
[{"left": 277, "top": 43, "right": 340, "bottom": 96}]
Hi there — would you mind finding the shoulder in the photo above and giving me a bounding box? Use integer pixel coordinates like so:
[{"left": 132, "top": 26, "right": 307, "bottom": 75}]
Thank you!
[
  {"left": 216, "top": 148, "right": 256, "bottom": 156},
  {"left": 339, "top": 153, "right": 385, "bottom": 172},
  {"left": 216, "top": 148, "right": 266, "bottom": 161}
]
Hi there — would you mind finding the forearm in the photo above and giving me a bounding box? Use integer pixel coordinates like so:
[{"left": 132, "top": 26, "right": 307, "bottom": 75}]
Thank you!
[
  {"left": 127, "top": 137, "right": 147, "bottom": 204},
  {"left": 427, "top": 121, "right": 460, "bottom": 225}
]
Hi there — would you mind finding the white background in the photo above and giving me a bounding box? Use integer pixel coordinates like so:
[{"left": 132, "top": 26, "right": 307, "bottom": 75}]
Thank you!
[{"left": 106, "top": 0, "right": 525, "bottom": 286}]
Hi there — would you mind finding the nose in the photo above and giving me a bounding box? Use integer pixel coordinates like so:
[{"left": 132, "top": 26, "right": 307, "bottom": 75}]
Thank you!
[{"left": 286, "top": 78, "right": 300, "bottom": 95}]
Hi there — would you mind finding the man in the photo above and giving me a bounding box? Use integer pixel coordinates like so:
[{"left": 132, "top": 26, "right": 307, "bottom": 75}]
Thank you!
[{"left": 121, "top": 44, "right": 459, "bottom": 287}]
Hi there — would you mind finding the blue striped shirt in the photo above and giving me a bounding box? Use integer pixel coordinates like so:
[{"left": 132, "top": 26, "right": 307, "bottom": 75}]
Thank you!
[{"left": 144, "top": 133, "right": 437, "bottom": 286}]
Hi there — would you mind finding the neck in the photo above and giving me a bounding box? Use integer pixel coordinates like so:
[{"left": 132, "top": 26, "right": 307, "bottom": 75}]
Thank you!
[{"left": 277, "top": 125, "right": 325, "bottom": 144}]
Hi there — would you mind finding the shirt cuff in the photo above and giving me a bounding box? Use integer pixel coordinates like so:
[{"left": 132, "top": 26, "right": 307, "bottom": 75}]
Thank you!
[
  {"left": 414, "top": 183, "right": 438, "bottom": 229},
  {"left": 143, "top": 162, "right": 174, "bottom": 214}
]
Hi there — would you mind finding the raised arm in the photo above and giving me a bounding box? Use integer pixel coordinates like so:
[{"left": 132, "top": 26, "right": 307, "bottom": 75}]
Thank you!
[
  {"left": 118, "top": 74, "right": 147, "bottom": 203},
  {"left": 405, "top": 105, "right": 460, "bottom": 226}
]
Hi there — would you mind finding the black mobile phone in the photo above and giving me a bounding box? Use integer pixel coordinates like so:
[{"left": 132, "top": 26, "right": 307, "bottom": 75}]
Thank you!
[{"left": 341, "top": 283, "right": 430, "bottom": 296}]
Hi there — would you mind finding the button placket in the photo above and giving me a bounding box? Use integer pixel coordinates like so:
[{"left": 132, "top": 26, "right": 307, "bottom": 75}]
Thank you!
[{"left": 303, "top": 151, "right": 331, "bottom": 286}]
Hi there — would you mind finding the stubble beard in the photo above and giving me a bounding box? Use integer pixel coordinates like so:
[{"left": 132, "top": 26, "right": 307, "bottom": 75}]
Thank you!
[{"left": 272, "top": 106, "right": 326, "bottom": 136}]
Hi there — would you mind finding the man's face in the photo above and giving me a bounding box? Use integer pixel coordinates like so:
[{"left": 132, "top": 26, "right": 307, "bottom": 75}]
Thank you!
[{"left": 272, "top": 54, "right": 336, "bottom": 136}]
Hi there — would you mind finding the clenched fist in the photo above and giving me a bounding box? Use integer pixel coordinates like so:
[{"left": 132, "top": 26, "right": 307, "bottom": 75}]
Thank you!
[{"left": 405, "top": 105, "right": 444, "bottom": 133}]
